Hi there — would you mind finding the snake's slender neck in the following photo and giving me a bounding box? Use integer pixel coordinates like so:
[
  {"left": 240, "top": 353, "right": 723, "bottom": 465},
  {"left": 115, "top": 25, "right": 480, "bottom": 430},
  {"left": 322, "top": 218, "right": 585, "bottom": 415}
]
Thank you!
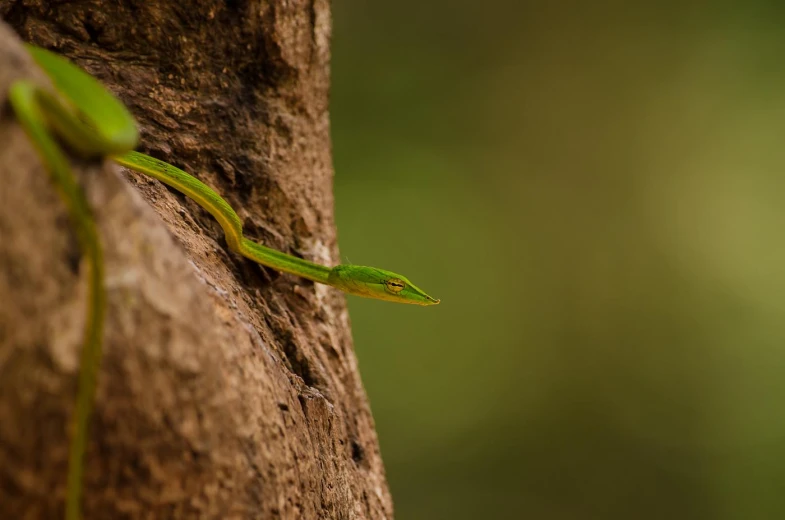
[{"left": 238, "top": 238, "right": 331, "bottom": 284}]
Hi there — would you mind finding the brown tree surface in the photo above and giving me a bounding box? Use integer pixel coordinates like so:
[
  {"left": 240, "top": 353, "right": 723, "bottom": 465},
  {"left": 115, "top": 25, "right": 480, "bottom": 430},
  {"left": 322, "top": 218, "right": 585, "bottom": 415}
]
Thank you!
[{"left": 0, "top": 2, "right": 392, "bottom": 518}]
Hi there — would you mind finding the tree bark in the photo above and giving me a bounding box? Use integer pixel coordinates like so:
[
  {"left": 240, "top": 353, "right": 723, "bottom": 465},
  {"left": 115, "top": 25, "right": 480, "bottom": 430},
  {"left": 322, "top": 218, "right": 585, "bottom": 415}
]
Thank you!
[{"left": 0, "top": 2, "right": 392, "bottom": 519}]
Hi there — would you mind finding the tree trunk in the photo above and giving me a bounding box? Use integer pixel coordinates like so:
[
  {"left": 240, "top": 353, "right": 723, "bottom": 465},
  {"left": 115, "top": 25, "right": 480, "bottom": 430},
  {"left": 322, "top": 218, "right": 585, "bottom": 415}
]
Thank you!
[{"left": 0, "top": 2, "right": 392, "bottom": 519}]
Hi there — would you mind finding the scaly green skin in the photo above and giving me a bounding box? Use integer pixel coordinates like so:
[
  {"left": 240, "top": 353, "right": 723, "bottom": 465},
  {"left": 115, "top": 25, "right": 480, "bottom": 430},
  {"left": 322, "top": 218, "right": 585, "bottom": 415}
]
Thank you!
[{"left": 9, "top": 45, "right": 439, "bottom": 520}]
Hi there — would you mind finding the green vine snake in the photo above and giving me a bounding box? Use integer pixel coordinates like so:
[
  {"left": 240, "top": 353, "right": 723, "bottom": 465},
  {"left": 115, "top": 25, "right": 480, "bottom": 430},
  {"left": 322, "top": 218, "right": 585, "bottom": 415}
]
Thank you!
[{"left": 8, "top": 44, "right": 439, "bottom": 520}]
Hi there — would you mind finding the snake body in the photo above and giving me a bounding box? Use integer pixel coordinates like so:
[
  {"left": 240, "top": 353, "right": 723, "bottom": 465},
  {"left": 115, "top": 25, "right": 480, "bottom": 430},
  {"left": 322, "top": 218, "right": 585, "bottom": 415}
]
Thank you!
[{"left": 9, "top": 45, "right": 438, "bottom": 520}]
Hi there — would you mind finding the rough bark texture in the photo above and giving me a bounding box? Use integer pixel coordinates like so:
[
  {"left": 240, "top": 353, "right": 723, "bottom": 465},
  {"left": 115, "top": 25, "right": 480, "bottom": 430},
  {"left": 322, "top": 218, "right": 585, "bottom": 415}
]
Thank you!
[{"left": 0, "top": 2, "right": 392, "bottom": 518}]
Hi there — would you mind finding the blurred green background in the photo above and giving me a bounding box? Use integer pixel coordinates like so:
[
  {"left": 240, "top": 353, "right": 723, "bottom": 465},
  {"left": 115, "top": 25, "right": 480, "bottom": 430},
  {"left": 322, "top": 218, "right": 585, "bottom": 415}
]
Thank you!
[{"left": 331, "top": 2, "right": 785, "bottom": 519}]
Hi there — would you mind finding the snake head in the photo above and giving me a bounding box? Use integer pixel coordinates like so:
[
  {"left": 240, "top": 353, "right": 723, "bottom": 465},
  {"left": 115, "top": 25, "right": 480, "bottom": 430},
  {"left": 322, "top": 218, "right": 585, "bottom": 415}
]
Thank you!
[{"left": 328, "top": 264, "right": 440, "bottom": 306}]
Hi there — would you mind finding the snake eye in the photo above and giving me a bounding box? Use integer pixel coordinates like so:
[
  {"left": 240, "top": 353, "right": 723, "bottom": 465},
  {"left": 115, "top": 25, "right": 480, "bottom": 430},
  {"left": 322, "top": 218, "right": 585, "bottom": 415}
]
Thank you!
[{"left": 384, "top": 278, "right": 406, "bottom": 294}]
